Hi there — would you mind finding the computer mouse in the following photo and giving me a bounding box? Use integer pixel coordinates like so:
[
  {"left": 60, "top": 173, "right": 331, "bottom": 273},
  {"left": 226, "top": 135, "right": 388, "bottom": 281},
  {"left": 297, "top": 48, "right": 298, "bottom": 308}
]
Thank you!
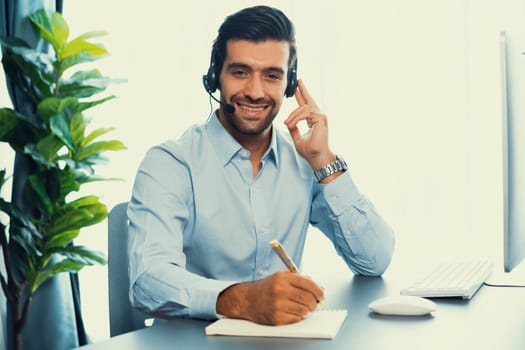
[{"left": 368, "top": 295, "right": 436, "bottom": 316}]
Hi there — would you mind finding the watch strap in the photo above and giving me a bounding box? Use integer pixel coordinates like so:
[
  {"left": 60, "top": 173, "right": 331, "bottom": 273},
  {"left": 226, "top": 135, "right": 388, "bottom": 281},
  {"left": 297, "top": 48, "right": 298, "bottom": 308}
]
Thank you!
[{"left": 313, "top": 155, "right": 348, "bottom": 182}]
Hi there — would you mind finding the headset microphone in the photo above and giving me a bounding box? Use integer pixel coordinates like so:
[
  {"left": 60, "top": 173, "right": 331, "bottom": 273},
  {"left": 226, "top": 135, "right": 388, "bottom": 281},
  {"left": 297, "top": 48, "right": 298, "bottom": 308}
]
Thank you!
[
  {"left": 202, "top": 75, "right": 235, "bottom": 113},
  {"left": 207, "top": 90, "right": 235, "bottom": 114}
]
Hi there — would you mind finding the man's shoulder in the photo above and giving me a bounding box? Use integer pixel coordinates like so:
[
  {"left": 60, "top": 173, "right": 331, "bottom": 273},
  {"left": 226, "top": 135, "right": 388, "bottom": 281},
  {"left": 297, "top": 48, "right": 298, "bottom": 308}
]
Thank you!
[{"left": 152, "top": 123, "right": 208, "bottom": 161}]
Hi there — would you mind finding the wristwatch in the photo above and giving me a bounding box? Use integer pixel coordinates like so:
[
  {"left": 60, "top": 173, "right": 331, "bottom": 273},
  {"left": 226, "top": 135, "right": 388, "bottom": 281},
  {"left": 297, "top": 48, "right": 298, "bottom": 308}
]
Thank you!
[{"left": 313, "top": 155, "right": 348, "bottom": 182}]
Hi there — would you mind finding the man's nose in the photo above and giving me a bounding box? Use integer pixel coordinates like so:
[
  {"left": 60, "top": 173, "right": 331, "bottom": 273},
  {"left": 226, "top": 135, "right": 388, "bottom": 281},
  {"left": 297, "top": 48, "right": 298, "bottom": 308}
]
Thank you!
[{"left": 244, "top": 76, "right": 264, "bottom": 100}]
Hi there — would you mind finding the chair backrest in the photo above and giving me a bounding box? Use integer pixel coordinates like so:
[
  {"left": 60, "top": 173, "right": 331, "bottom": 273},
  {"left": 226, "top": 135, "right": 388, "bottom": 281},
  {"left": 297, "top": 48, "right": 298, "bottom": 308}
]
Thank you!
[{"left": 107, "top": 202, "right": 150, "bottom": 337}]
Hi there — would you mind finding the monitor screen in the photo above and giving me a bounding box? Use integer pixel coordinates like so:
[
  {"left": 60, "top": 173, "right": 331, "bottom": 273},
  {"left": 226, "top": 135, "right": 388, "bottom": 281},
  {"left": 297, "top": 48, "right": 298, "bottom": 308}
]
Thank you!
[{"left": 500, "top": 31, "right": 525, "bottom": 273}]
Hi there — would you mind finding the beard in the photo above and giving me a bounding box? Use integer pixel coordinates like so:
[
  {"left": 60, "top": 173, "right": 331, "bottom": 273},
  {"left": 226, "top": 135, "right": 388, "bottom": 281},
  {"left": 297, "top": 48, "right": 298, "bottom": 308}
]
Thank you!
[{"left": 223, "top": 96, "right": 278, "bottom": 135}]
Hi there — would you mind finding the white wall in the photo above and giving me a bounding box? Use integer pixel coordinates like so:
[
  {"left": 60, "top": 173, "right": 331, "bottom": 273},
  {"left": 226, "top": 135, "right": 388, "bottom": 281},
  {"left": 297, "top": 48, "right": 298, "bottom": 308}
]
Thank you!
[{"left": 0, "top": 0, "right": 522, "bottom": 343}]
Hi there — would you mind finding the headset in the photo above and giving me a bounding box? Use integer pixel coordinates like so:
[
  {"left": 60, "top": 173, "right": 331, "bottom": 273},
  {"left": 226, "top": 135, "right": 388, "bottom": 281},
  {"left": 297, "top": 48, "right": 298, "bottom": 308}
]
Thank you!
[{"left": 202, "top": 47, "right": 298, "bottom": 101}]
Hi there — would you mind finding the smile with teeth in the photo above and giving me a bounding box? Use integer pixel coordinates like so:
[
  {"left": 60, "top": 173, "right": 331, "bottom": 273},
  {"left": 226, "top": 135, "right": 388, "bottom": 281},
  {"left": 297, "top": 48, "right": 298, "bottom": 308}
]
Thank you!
[{"left": 238, "top": 104, "right": 267, "bottom": 112}]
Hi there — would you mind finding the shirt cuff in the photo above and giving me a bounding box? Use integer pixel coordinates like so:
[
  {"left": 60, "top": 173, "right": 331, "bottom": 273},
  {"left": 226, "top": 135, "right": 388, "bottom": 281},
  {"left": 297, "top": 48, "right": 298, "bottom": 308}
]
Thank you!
[
  {"left": 319, "top": 172, "right": 361, "bottom": 216},
  {"left": 190, "top": 279, "right": 239, "bottom": 319}
]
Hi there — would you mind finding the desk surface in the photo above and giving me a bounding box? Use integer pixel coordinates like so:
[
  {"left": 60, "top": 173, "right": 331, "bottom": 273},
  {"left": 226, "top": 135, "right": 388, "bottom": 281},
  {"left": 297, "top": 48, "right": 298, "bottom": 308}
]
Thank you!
[{"left": 79, "top": 272, "right": 525, "bottom": 350}]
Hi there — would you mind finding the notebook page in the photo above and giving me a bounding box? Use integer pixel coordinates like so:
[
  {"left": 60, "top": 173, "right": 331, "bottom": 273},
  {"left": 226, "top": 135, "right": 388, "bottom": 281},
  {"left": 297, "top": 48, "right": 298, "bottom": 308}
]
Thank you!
[{"left": 205, "top": 309, "right": 347, "bottom": 339}]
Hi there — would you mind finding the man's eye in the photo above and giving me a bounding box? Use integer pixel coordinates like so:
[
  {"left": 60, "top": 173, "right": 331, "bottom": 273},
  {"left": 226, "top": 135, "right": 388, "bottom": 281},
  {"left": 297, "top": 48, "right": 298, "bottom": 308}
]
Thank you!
[
  {"left": 232, "top": 70, "right": 247, "bottom": 77},
  {"left": 267, "top": 73, "right": 282, "bottom": 80}
]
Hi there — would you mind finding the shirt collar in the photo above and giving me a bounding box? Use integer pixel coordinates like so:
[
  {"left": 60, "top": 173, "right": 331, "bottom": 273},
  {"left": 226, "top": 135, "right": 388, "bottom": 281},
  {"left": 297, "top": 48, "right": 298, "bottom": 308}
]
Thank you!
[{"left": 206, "top": 111, "right": 279, "bottom": 168}]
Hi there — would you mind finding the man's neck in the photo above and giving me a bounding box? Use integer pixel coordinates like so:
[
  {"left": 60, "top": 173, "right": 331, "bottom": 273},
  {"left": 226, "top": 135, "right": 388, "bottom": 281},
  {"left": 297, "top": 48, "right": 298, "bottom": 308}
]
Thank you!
[
  {"left": 215, "top": 111, "right": 272, "bottom": 177},
  {"left": 216, "top": 111, "right": 272, "bottom": 159}
]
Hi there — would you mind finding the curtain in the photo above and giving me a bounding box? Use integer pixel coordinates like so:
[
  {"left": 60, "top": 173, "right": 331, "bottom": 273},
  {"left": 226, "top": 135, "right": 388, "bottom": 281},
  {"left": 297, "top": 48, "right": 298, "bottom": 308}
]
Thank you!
[{"left": 0, "top": 0, "right": 88, "bottom": 349}]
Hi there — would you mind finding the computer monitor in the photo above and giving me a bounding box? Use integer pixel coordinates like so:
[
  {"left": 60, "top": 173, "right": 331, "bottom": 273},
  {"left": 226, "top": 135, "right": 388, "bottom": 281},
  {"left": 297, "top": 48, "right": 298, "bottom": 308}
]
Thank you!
[{"left": 500, "top": 30, "right": 525, "bottom": 274}]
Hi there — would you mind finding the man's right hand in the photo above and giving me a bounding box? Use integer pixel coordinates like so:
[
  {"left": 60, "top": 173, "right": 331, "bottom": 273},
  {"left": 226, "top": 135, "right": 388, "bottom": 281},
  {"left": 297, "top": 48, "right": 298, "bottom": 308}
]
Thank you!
[{"left": 216, "top": 271, "right": 324, "bottom": 325}]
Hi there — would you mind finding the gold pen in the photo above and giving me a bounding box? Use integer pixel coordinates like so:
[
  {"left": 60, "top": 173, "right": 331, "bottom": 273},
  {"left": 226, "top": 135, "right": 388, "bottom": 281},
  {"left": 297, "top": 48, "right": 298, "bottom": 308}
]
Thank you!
[
  {"left": 269, "top": 240, "right": 324, "bottom": 308},
  {"left": 269, "top": 240, "right": 298, "bottom": 273}
]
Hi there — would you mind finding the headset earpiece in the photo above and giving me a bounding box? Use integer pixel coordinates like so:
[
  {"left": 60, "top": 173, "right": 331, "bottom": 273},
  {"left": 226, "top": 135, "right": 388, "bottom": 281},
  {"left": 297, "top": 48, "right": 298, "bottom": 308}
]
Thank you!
[
  {"left": 285, "top": 60, "right": 298, "bottom": 98},
  {"left": 203, "top": 49, "right": 219, "bottom": 93}
]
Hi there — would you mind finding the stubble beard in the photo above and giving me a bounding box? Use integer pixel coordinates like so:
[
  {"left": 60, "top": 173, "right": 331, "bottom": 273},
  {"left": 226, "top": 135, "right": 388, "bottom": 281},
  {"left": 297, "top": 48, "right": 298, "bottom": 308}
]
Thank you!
[{"left": 224, "top": 109, "right": 277, "bottom": 135}]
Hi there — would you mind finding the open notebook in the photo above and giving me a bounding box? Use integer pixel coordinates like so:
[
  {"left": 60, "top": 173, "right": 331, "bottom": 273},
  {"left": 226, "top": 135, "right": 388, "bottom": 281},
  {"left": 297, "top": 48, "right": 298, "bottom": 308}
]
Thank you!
[{"left": 205, "top": 309, "right": 347, "bottom": 339}]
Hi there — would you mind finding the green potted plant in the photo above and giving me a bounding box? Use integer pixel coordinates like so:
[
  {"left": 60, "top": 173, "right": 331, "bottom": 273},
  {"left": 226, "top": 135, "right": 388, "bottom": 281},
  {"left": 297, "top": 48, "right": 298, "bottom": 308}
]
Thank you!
[{"left": 0, "top": 9, "right": 125, "bottom": 350}]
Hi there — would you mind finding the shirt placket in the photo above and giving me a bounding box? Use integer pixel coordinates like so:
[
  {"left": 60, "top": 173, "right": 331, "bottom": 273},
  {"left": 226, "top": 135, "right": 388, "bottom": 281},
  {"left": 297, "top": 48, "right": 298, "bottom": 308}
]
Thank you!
[
  {"left": 231, "top": 149, "right": 272, "bottom": 280},
  {"left": 250, "top": 180, "right": 272, "bottom": 280}
]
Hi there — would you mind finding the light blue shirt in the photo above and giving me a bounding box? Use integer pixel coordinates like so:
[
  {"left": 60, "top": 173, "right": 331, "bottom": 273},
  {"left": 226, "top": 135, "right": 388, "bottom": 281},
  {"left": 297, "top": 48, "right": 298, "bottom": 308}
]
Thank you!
[{"left": 127, "top": 112, "right": 395, "bottom": 320}]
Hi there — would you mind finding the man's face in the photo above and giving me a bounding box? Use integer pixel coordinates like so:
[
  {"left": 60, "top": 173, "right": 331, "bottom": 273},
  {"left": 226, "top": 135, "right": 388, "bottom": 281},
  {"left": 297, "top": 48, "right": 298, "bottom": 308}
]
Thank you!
[{"left": 218, "top": 39, "right": 290, "bottom": 137}]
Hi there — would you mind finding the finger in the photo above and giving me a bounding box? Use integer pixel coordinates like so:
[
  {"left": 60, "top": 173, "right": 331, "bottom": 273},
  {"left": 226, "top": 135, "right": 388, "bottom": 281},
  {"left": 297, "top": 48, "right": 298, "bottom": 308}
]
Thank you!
[
  {"left": 294, "top": 79, "right": 306, "bottom": 106},
  {"left": 286, "top": 108, "right": 325, "bottom": 131},
  {"left": 296, "top": 80, "right": 319, "bottom": 110},
  {"left": 283, "top": 106, "right": 311, "bottom": 141},
  {"left": 289, "top": 274, "right": 325, "bottom": 305},
  {"left": 286, "top": 122, "right": 302, "bottom": 144},
  {"left": 288, "top": 291, "right": 319, "bottom": 311},
  {"left": 284, "top": 104, "right": 317, "bottom": 128},
  {"left": 270, "top": 311, "right": 304, "bottom": 326}
]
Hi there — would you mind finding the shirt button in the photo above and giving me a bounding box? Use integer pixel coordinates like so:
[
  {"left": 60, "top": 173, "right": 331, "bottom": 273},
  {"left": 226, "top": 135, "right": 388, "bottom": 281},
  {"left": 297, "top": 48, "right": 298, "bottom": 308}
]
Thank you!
[
  {"left": 240, "top": 150, "right": 250, "bottom": 159},
  {"left": 258, "top": 268, "right": 266, "bottom": 275}
]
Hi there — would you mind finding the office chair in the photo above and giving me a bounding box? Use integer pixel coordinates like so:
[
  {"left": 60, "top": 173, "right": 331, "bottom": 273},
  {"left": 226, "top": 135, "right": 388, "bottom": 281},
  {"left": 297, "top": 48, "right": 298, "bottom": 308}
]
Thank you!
[{"left": 107, "top": 202, "right": 150, "bottom": 337}]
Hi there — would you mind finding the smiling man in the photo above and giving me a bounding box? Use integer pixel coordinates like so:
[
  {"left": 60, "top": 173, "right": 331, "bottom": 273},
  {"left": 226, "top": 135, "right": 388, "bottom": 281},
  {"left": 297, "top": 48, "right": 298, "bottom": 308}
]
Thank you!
[{"left": 127, "top": 5, "right": 395, "bottom": 326}]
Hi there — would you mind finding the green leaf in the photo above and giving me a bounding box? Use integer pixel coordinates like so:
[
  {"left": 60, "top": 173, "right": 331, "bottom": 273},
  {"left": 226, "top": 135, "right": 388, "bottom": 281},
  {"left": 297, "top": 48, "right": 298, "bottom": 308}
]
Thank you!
[
  {"left": 28, "top": 9, "right": 69, "bottom": 55},
  {"left": 0, "top": 108, "right": 41, "bottom": 151},
  {"left": 49, "top": 245, "right": 106, "bottom": 265},
  {"left": 70, "top": 112, "right": 86, "bottom": 148},
  {"left": 0, "top": 198, "right": 43, "bottom": 239},
  {"left": 58, "top": 52, "right": 100, "bottom": 74},
  {"left": 74, "top": 173, "right": 121, "bottom": 185},
  {"left": 50, "top": 12, "right": 70, "bottom": 52},
  {"left": 50, "top": 259, "right": 86, "bottom": 274},
  {"left": 28, "top": 9, "right": 58, "bottom": 49},
  {"left": 10, "top": 227, "right": 38, "bottom": 258},
  {"left": 56, "top": 169, "right": 81, "bottom": 198},
  {"left": 0, "top": 108, "right": 19, "bottom": 141},
  {"left": 71, "top": 154, "right": 109, "bottom": 169},
  {"left": 1, "top": 45, "right": 55, "bottom": 99},
  {"left": 74, "top": 31, "right": 108, "bottom": 41},
  {"left": 35, "top": 134, "right": 63, "bottom": 163},
  {"left": 0, "top": 36, "right": 31, "bottom": 50},
  {"left": 67, "top": 195, "right": 101, "bottom": 208},
  {"left": 57, "top": 69, "right": 111, "bottom": 98},
  {"left": 46, "top": 209, "right": 94, "bottom": 235},
  {"left": 62, "top": 38, "right": 108, "bottom": 60},
  {"left": 47, "top": 201, "right": 107, "bottom": 235},
  {"left": 37, "top": 97, "right": 78, "bottom": 123},
  {"left": 82, "top": 127, "right": 115, "bottom": 146},
  {"left": 75, "top": 140, "right": 126, "bottom": 161},
  {"left": 50, "top": 112, "right": 75, "bottom": 150},
  {"left": 47, "top": 229, "right": 80, "bottom": 248},
  {"left": 27, "top": 174, "right": 55, "bottom": 217},
  {"left": 57, "top": 31, "right": 108, "bottom": 73},
  {"left": 27, "top": 269, "right": 54, "bottom": 295},
  {"left": 58, "top": 80, "right": 108, "bottom": 99},
  {"left": 23, "top": 144, "right": 57, "bottom": 168},
  {"left": 77, "top": 96, "right": 115, "bottom": 113}
]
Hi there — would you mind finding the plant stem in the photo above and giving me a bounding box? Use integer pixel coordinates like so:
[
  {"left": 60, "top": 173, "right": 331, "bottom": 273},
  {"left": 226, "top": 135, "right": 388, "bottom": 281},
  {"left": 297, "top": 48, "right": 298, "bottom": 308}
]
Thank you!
[
  {"left": 0, "top": 222, "right": 29, "bottom": 350},
  {"left": 0, "top": 225, "right": 10, "bottom": 293},
  {"left": 0, "top": 224, "right": 15, "bottom": 301}
]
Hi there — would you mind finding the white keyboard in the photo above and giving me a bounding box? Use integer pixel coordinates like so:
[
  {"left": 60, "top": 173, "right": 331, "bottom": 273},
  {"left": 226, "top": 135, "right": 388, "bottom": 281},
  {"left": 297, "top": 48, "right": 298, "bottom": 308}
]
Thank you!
[{"left": 400, "top": 260, "right": 494, "bottom": 299}]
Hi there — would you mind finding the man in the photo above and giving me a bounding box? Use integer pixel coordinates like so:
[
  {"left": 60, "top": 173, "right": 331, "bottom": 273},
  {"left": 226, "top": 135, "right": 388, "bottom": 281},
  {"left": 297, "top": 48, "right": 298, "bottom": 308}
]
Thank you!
[{"left": 127, "top": 5, "right": 395, "bottom": 326}]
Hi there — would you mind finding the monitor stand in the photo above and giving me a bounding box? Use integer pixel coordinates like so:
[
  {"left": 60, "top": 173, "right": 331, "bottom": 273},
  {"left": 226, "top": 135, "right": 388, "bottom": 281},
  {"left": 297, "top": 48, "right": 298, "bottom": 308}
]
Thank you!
[{"left": 485, "top": 259, "right": 525, "bottom": 287}]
